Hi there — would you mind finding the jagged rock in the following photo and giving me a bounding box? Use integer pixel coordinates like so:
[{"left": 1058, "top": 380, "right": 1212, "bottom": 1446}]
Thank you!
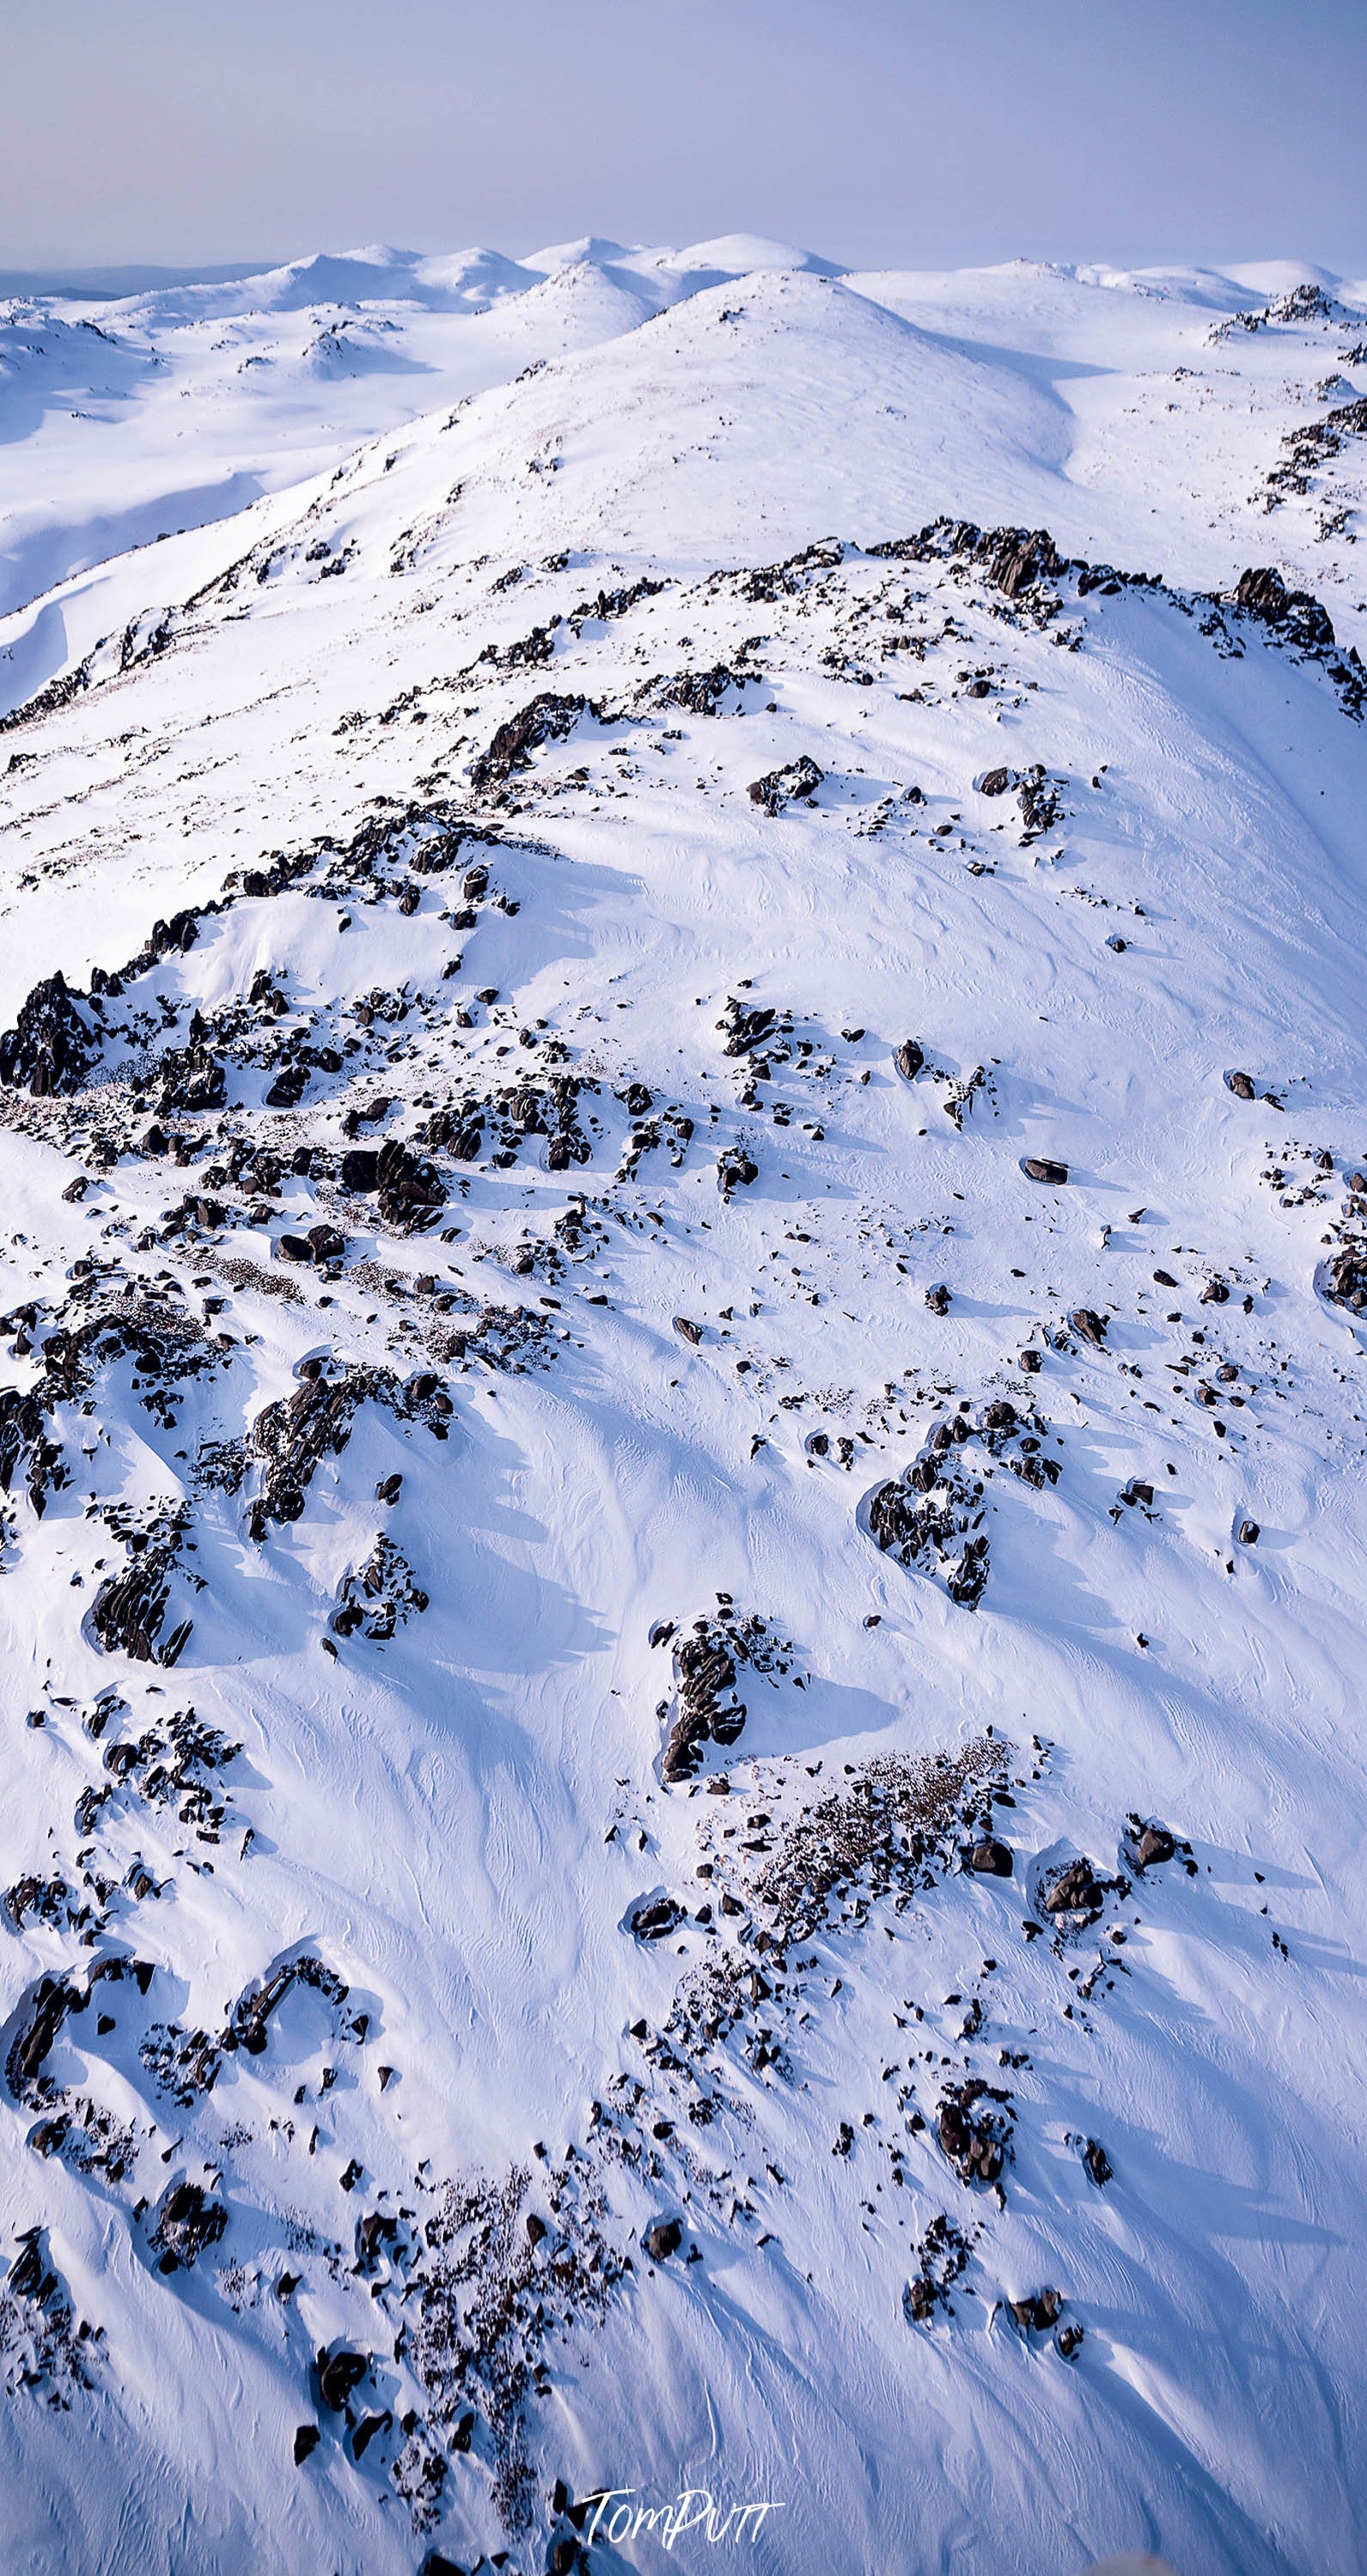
[
  {"left": 866, "top": 1401, "right": 1057, "bottom": 1608},
  {"left": 986, "top": 527, "right": 1064, "bottom": 597},
  {"left": 332, "top": 1533, "right": 428, "bottom": 1640},
  {"left": 662, "top": 1622, "right": 746, "bottom": 1779},
  {"left": 250, "top": 1376, "right": 357, "bottom": 1529},
  {"left": 968, "top": 1839, "right": 1013, "bottom": 1876},
  {"left": 1022, "top": 1157, "right": 1069, "bottom": 1184},
  {"left": 1233, "top": 565, "right": 1335, "bottom": 651},
  {"left": 340, "top": 1147, "right": 381, "bottom": 1191},
  {"left": 1238, "top": 1519, "right": 1260, "bottom": 1545},
  {"left": 979, "top": 766, "right": 1011, "bottom": 795},
  {"left": 0, "top": 1385, "right": 50, "bottom": 1498},
  {"left": 925, "top": 1282, "right": 951, "bottom": 1315},
  {"left": 1070, "top": 1308, "right": 1108, "bottom": 1347},
  {"left": 90, "top": 1509, "right": 192, "bottom": 1666},
  {"left": 1226, "top": 1069, "right": 1257, "bottom": 1099},
  {"left": 643, "top": 663, "right": 747, "bottom": 716},
  {"left": 747, "top": 756, "right": 823, "bottom": 814},
  {"left": 717, "top": 996, "right": 779, "bottom": 1057},
  {"left": 644, "top": 2218, "right": 682, "bottom": 2262},
  {"left": 155, "top": 1023, "right": 226, "bottom": 1115},
  {"left": 375, "top": 1136, "right": 445, "bottom": 1231},
  {"left": 673, "top": 1316, "right": 703, "bottom": 1346},
  {"left": 294, "top": 2425, "right": 320, "bottom": 2465},
  {"left": 1083, "top": 2138, "right": 1113, "bottom": 2187},
  {"left": 150, "top": 2179, "right": 227, "bottom": 2271},
  {"left": 894, "top": 1038, "right": 925, "bottom": 1081},
  {"left": 469, "top": 692, "right": 588, "bottom": 789},
  {"left": 0, "top": 971, "right": 101, "bottom": 1097},
  {"left": 5, "top": 1975, "right": 83, "bottom": 2103}
]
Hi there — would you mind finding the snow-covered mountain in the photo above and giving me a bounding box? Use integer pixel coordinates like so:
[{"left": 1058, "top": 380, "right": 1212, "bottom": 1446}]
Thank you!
[{"left": 0, "top": 245, "right": 1365, "bottom": 2576}]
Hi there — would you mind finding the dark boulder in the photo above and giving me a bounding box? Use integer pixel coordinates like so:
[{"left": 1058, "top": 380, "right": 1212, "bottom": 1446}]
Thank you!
[
  {"left": 1044, "top": 1860, "right": 1104, "bottom": 1916},
  {"left": 318, "top": 2347, "right": 369, "bottom": 2411},
  {"left": 717, "top": 1147, "right": 758, "bottom": 1198},
  {"left": 1323, "top": 1244, "right": 1367, "bottom": 1314},
  {"left": 1022, "top": 1157, "right": 1068, "bottom": 1185},
  {"left": 150, "top": 2179, "right": 227, "bottom": 2271},
  {"left": 1133, "top": 1824, "right": 1175, "bottom": 1869},
  {"left": 937, "top": 2082, "right": 1007, "bottom": 2184},
  {"left": 747, "top": 756, "right": 823, "bottom": 814},
  {"left": 1010, "top": 2287, "right": 1064, "bottom": 2333},
  {"left": 628, "top": 1896, "right": 684, "bottom": 1940}
]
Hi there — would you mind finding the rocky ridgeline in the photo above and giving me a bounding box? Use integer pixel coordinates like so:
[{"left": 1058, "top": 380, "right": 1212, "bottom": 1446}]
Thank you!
[{"left": 0, "top": 474, "right": 1349, "bottom": 2574}]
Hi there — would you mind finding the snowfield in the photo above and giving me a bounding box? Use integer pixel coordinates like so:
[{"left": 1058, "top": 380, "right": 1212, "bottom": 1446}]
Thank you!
[{"left": 0, "top": 241, "right": 1364, "bottom": 2576}]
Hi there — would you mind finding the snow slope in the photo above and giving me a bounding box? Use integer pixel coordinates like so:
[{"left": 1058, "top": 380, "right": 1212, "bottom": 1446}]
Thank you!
[{"left": 0, "top": 251, "right": 1364, "bottom": 2576}]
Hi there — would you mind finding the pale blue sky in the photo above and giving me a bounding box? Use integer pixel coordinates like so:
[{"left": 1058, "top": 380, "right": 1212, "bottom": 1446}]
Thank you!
[{"left": 2, "top": 0, "right": 1361, "bottom": 275}]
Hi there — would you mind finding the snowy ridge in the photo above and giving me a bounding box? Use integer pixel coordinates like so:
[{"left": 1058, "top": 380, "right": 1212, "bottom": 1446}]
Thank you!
[
  {"left": 0, "top": 259, "right": 1364, "bottom": 2576},
  {"left": 2, "top": 237, "right": 1365, "bottom": 646}
]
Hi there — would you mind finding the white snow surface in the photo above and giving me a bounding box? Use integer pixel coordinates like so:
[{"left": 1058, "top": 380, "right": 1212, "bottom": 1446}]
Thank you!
[{"left": 0, "top": 245, "right": 1364, "bottom": 2576}]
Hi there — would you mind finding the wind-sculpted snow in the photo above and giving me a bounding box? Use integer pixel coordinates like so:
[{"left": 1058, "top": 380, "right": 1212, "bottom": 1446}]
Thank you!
[{"left": 0, "top": 262, "right": 1364, "bottom": 2576}]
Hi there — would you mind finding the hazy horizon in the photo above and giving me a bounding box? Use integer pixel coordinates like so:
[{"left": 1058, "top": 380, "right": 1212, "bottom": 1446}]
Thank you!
[{"left": 2, "top": 0, "right": 1361, "bottom": 277}]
